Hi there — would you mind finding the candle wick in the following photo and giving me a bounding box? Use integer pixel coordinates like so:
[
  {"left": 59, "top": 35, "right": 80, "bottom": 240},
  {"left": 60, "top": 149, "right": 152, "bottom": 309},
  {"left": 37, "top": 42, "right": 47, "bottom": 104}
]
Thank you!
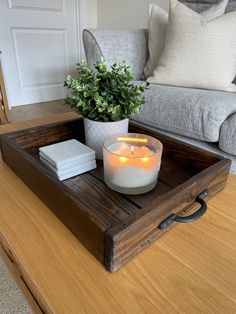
[{"left": 131, "top": 145, "right": 134, "bottom": 155}]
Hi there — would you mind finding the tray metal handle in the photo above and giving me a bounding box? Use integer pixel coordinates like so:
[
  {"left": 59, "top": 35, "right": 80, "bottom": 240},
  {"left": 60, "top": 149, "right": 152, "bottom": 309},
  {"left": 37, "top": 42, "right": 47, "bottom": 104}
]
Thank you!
[{"left": 158, "top": 190, "right": 208, "bottom": 230}]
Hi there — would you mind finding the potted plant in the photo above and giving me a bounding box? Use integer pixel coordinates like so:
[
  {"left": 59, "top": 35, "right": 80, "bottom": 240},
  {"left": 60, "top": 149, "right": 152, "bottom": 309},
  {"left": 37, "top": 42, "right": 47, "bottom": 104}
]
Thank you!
[{"left": 64, "top": 58, "right": 147, "bottom": 159}]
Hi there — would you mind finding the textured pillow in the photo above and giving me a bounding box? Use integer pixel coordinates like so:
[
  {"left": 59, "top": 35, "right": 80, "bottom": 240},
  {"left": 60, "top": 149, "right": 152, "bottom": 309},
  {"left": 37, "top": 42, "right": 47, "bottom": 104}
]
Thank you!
[
  {"left": 148, "top": 0, "right": 236, "bottom": 92},
  {"left": 144, "top": 0, "right": 228, "bottom": 79}
]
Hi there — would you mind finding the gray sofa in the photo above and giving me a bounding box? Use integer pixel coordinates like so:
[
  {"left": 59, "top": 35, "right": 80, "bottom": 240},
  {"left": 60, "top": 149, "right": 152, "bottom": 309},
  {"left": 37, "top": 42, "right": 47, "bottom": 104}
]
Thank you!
[{"left": 83, "top": 2, "right": 236, "bottom": 173}]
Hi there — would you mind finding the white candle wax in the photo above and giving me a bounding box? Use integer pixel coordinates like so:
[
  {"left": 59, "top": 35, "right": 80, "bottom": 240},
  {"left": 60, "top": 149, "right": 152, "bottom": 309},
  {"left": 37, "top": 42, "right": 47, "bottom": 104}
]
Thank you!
[
  {"left": 110, "top": 166, "right": 159, "bottom": 188},
  {"left": 104, "top": 141, "right": 161, "bottom": 194}
]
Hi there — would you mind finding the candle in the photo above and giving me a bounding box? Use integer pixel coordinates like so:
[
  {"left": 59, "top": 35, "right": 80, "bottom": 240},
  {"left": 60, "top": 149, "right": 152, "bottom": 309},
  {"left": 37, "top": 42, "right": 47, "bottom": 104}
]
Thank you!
[{"left": 103, "top": 134, "right": 163, "bottom": 195}]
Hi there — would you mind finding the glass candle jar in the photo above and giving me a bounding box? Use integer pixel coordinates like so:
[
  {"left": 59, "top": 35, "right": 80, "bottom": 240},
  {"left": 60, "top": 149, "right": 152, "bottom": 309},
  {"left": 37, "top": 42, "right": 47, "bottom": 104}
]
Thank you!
[{"left": 103, "top": 133, "right": 163, "bottom": 195}]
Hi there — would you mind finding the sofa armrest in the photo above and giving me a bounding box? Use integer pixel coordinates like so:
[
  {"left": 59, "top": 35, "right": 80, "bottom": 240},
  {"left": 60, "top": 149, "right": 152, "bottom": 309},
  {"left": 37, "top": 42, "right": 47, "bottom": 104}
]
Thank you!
[
  {"left": 219, "top": 113, "right": 236, "bottom": 156},
  {"left": 82, "top": 29, "right": 148, "bottom": 80}
]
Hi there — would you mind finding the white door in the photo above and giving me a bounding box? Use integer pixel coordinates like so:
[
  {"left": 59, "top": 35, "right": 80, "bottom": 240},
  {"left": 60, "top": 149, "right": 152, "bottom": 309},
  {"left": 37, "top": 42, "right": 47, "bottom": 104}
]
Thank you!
[{"left": 0, "top": 0, "right": 84, "bottom": 107}]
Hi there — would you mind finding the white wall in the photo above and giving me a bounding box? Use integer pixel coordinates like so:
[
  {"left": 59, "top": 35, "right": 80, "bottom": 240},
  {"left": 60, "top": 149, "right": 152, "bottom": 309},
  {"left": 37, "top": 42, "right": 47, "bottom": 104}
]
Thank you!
[
  {"left": 97, "top": 0, "right": 168, "bottom": 29},
  {"left": 86, "top": 0, "right": 97, "bottom": 28}
]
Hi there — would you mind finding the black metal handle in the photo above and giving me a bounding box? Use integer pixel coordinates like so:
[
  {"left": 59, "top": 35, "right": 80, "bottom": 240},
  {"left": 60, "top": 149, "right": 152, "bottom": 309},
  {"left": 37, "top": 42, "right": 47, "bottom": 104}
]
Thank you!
[{"left": 158, "top": 190, "right": 208, "bottom": 230}]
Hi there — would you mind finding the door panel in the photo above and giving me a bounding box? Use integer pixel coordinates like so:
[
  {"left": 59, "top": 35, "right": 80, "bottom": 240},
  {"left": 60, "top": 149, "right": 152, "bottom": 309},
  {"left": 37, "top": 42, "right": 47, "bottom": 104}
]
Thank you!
[
  {"left": 0, "top": 0, "right": 82, "bottom": 106},
  {"left": 9, "top": 0, "right": 64, "bottom": 12},
  {"left": 12, "top": 28, "right": 68, "bottom": 87}
]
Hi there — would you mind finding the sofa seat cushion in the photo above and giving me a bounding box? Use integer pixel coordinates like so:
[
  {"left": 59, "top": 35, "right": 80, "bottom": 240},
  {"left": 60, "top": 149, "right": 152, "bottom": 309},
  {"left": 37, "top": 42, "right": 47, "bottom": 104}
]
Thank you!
[
  {"left": 219, "top": 113, "right": 236, "bottom": 155},
  {"left": 132, "top": 82, "right": 236, "bottom": 142}
]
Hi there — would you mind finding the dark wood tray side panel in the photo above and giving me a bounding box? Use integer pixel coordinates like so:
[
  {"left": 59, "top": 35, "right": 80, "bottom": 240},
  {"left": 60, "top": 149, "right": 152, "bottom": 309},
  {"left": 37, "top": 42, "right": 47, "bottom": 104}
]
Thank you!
[
  {"left": 129, "top": 123, "right": 223, "bottom": 170},
  {"left": 5, "top": 119, "right": 84, "bottom": 150},
  {"left": 105, "top": 160, "right": 231, "bottom": 272},
  {"left": 0, "top": 138, "right": 106, "bottom": 262}
]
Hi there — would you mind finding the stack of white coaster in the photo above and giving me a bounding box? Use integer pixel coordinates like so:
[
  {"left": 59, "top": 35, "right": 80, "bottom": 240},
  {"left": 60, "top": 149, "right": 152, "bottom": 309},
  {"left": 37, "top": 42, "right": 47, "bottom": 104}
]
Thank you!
[{"left": 39, "top": 139, "right": 96, "bottom": 181}]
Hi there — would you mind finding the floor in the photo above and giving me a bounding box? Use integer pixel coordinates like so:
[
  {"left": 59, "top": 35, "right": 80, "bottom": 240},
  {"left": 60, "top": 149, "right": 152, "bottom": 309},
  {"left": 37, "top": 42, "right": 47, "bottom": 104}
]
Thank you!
[
  {"left": 0, "top": 100, "right": 71, "bottom": 314},
  {"left": 0, "top": 257, "right": 32, "bottom": 314},
  {"left": 10, "top": 100, "right": 72, "bottom": 123}
]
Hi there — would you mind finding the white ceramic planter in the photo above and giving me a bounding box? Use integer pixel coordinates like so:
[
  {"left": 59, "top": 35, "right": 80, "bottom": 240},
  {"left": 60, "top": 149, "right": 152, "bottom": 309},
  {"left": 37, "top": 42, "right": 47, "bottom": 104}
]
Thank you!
[{"left": 84, "top": 118, "right": 129, "bottom": 159}]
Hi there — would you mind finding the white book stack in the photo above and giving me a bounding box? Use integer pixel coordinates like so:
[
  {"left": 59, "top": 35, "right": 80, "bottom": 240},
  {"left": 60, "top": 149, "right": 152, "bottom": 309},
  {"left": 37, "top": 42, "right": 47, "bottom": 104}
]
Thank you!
[{"left": 39, "top": 139, "right": 97, "bottom": 181}]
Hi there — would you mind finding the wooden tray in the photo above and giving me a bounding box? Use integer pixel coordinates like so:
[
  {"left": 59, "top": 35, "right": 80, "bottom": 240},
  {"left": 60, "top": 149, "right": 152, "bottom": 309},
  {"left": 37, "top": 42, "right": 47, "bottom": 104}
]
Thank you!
[{"left": 0, "top": 118, "right": 231, "bottom": 272}]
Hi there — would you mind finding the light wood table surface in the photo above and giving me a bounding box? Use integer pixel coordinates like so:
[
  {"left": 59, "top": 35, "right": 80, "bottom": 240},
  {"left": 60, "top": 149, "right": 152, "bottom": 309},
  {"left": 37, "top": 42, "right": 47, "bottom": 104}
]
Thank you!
[{"left": 0, "top": 113, "right": 236, "bottom": 314}]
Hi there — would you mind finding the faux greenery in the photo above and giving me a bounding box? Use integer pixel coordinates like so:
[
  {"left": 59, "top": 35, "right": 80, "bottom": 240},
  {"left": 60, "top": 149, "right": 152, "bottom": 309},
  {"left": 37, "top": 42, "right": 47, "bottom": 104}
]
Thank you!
[{"left": 64, "top": 58, "right": 148, "bottom": 122}]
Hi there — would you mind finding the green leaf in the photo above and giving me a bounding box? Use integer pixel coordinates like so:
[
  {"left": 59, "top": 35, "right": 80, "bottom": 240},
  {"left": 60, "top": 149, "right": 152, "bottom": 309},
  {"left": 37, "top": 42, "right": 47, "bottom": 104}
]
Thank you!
[{"left": 64, "top": 57, "right": 148, "bottom": 121}]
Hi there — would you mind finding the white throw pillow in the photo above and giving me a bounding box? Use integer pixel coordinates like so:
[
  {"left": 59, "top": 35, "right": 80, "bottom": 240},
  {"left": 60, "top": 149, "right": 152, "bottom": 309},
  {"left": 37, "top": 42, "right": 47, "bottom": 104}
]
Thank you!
[
  {"left": 148, "top": 0, "right": 236, "bottom": 92},
  {"left": 144, "top": 0, "right": 228, "bottom": 79}
]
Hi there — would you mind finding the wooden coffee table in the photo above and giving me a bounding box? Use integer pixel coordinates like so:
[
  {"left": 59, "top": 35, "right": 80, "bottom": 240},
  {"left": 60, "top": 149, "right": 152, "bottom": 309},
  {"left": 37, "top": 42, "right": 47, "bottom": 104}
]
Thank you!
[{"left": 0, "top": 112, "right": 236, "bottom": 313}]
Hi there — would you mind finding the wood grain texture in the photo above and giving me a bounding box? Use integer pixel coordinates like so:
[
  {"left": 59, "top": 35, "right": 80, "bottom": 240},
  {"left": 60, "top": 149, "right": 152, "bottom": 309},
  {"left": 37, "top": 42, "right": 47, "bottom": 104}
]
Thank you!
[
  {"left": 0, "top": 118, "right": 231, "bottom": 272},
  {"left": 0, "top": 155, "right": 235, "bottom": 313},
  {"left": 0, "top": 99, "right": 5, "bottom": 123},
  {"left": 0, "top": 54, "right": 11, "bottom": 123},
  {"left": 0, "top": 114, "right": 235, "bottom": 313},
  {"left": 0, "top": 111, "right": 79, "bottom": 135},
  {"left": 10, "top": 100, "right": 72, "bottom": 123},
  {"left": 0, "top": 99, "right": 72, "bottom": 126},
  {"left": 105, "top": 160, "right": 230, "bottom": 271}
]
